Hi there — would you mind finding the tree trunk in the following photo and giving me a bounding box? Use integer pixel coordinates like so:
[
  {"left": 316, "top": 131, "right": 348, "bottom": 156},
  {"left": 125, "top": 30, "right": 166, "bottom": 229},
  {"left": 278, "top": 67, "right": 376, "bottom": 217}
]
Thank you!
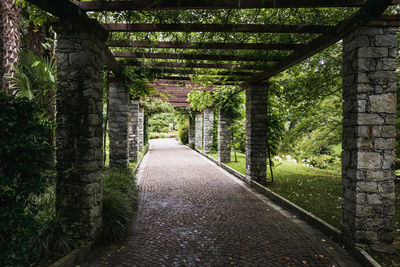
[{"left": 1, "top": 0, "right": 21, "bottom": 94}]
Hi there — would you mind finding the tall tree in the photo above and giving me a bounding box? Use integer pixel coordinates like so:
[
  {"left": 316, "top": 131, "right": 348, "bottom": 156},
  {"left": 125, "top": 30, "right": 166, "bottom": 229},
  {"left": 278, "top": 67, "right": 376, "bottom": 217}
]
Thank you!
[{"left": 1, "top": 0, "right": 21, "bottom": 93}]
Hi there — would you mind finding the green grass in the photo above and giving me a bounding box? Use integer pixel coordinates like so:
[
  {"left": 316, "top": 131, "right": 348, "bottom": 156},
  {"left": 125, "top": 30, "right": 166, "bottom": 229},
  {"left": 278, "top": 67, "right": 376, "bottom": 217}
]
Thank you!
[
  {"left": 208, "top": 151, "right": 400, "bottom": 266},
  {"left": 102, "top": 167, "right": 138, "bottom": 242},
  {"left": 209, "top": 151, "right": 342, "bottom": 227}
]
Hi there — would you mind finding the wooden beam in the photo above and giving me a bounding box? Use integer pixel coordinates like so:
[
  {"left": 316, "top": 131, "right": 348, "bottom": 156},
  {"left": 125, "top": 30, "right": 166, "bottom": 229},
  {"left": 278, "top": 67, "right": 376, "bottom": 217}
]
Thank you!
[
  {"left": 102, "top": 23, "right": 330, "bottom": 34},
  {"left": 151, "top": 79, "right": 230, "bottom": 86},
  {"left": 130, "top": 61, "right": 271, "bottom": 70},
  {"left": 369, "top": 15, "right": 400, "bottom": 26},
  {"left": 26, "top": 0, "right": 122, "bottom": 78},
  {"left": 74, "top": 0, "right": 367, "bottom": 11},
  {"left": 113, "top": 51, "right": 284, "bottom": 62},
  {"left": 246, "top": 0, "right": 394, "bottom": 84},
  {"left": 161, "top": 68, "right": 259, "bottom": 76},
  {"left": 159, "top": 76, "right": 248, "bottom": 82},
  {"left": 107, "top": 41, "right": 304, "bottom": 51}
]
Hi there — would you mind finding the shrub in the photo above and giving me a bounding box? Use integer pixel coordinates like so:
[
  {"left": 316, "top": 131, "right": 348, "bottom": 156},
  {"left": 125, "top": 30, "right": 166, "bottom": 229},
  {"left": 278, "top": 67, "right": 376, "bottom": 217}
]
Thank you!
[
  {"left": 178, "top": 122, "right": 189, "bottom": 144},
  {"left": 102, "top": 167, "right": 138, "bottom": 242},
  {"left": 28, "top": 183, "right": 76, "bottom": 263},
  {"left": 0, "top": 93, "right": 52, "bottom": 266}
]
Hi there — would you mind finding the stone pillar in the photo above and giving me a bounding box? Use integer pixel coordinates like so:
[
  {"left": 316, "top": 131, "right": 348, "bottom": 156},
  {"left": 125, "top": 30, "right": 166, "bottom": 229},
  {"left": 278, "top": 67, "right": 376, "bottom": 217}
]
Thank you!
[
  {"left": 218, "top": 109, "right": 231, "bottom": 163},
  {"left": 108, "top": 81, "right": 129, "bottom": 168},
  {"left": 195, "top": 112, "right": 203, "bottom": 149},
  {"left": 129, "top": 100, "right": 139, "bottom": 162},
  {"left": 55, "top": 20, "right": 105, "bottom": 240},
  {"left": 138, "top": 105, "right": 144, "bottom": 151},
  {"left": 245, "top": 82, "right": 268, "bottom": 185},
  {"left": 342, "top": 25, "right": 397, "bottom": 252},
  {"left": 203, "top": 108, "right": 214, "bottom": 153},
  {"left": 188, "top": 116, "right": 195, "bottom": 147}
]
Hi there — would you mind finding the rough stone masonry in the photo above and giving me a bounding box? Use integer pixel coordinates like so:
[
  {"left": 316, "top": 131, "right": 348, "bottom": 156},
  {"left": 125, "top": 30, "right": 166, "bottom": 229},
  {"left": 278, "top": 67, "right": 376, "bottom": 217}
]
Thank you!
[
  {"left": 203, "top": 108, "right": 214, "bottom": 153},
  {"left": 188, "top": 116, "right": 195, "bottom": 147},
  {"left": 245, "top": 82, "right": 268, "bottom": 185},
  {"left": 109, "top": 82, "right": 129, "bottom": 168},
  {"left": 55, "top": 20, "right": 104, "bottom": 240},
  {"left": 195, "top": 112, "right": 203, "bottom": 149},
  {"left": 342, "top": 25, "right": 398, "bottom": 252},
  {"left": 129, "top": 100, "right": 139, "bottom": 162},
  {"left": 218, "top": 109, "right": 231, "bottom": 163},
  {"left": 138, "top": 105, "right": 144, "bottom": 151}
]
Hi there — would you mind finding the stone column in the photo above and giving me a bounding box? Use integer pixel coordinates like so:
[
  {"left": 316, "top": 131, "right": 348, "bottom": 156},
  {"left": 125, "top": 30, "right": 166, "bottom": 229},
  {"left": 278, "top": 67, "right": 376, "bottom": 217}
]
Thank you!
[
  {"left": 245, "top": 82, "right": 268, "bottom": 185},
  {"left": 55, "top": 20, "right": 105, "bottom": 240},
  {"left": 203, "top": 108, "right": 214, "bottom": 153},
  {"left": 218, "top": 109, "right": 231, "bottom": 163},
  {"left": 108, "top": 81, "right": 129, "bottom": 168},
  {"left": 129, "top": 100, "right": 139, "bottom": 162},
  {"left": 138, "top": 105, "right": 144, "bottom": 151},
  {"left": 188, "top": 116, "right": 195, "bottom": 147},
  {"left": 195, "top": 112, "right": 203, "bottom": 149},
  {"left": 342, "top": 25, "right": 397, "bottom": 252}
]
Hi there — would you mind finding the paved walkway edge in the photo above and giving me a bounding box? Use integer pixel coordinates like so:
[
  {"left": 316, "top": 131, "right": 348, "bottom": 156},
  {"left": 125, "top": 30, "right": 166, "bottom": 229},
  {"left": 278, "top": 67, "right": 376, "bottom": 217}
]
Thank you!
[
  {"left": 50, "top": 146, "right": 150, "bottom": 267},
  {"left": 192, "top": 147, "right": 381, "bottom": 267}
]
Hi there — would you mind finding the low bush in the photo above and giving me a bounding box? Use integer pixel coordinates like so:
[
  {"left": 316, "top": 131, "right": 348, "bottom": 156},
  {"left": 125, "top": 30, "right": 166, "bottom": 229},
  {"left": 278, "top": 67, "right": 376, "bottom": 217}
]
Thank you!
[
  {"left": 102, "top": 167, "right": 138, "bottom": 242},
  {"left": 178, "top": 122, "right": 189, "bottom": 144},
  {"left": 28, "top": 184, "right": 76, "bottom": 263}
]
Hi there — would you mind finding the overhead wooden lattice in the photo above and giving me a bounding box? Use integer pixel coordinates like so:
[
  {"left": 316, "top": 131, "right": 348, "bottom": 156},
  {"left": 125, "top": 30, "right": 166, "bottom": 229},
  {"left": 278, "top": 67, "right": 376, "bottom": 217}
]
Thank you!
[
  {"left": 27, "top": 0, "right": 399, "bottom": 87},
  {"left": 150, "top": 80, "right": 213, "bottom": 107}
]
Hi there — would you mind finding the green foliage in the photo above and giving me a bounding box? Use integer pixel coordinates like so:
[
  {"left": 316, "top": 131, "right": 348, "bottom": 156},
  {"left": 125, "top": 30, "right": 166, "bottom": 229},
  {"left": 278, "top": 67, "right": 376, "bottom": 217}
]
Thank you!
[
  {"left": 283, "top": 93, "right": 342, "bottom": 170},
  {"left": 12, "top": 50, "right": 56, "bottom": 107},
  {"left": 140, "top": 97, "right": 174, "bottom": 116},
  {"left": 149, "top": 113, "right": 175, "bottom": 133},
  {"left": 178, "top": 121, "right": 189, "bottom": 144},
  {"left": 30, "top": 215, "right": 73, "bottom": 263},
  {"left": 230, "top": 118, "right": 246, "bottom": 154},
  {"left": 187, "top": 90, "right": 213, "bottom": 111},
  {"left": 0, "top": 93, "right": 52, "bottom": 266},
  {"left": 102, "top": 167, "right": 138, "bottom": 243},
  {"left": 121, "top": 65, "right": 159, "bottom": 99},
  {"left": 213, "top": 86, "right": 244, "bottom": 120}
]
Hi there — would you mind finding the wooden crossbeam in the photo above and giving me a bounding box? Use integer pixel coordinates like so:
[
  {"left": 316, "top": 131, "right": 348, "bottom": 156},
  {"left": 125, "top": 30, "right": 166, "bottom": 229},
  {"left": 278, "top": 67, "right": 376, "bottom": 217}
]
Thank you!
[
  {"left": 130, "top": 61, "right": 271, "bottom": 70},
  {"left": 161, "top": 68, "right": 259, "bottom": 76},
  {"left": 159, "top": 76, "right": 248, "bottom": 82},
  {"left": 113, "top": 52, "right": 284, "bottom": 62},
  {"left": 245, "top": 0, "right": 395, "bottom": 84},
  {"left": 369, "top": 15, "right": 400, "bottom": 26},
  {"left": 151, "top": 79, "right": 231, "bottom": 86},
  {"left": 102, "top": 23, "right": 330, "bottom": 34},
  {"left": 106, "top": 41, "right": 304, "bottom": 51},
  {"left": 26, "top": 0, "right": 122, "bottom": 78},
  {"left": 74, "top": 0, "right": 367, "bottom": 11}
]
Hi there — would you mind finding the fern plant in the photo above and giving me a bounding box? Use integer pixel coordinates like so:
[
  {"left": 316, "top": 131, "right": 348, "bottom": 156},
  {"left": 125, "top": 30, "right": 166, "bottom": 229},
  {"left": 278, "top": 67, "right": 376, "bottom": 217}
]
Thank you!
[{"left": 12, "top": 50, "right": 56, "bottom": 107}]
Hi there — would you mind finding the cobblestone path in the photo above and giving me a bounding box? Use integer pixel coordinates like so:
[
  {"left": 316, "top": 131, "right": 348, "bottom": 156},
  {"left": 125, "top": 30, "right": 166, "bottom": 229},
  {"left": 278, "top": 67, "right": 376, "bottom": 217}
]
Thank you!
[{"left": 85, "top": 139, "right": 360, "bottom": 266}]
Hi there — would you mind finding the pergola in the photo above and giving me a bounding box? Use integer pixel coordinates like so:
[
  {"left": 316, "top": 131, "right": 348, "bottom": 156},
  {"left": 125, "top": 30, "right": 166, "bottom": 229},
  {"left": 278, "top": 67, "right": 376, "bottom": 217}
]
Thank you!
[
  {"left": 151, "top": 80, "right": 214, "bottom": 107},
  {"left": 27, "top": 0, "right": 399, "bottom": 254}
]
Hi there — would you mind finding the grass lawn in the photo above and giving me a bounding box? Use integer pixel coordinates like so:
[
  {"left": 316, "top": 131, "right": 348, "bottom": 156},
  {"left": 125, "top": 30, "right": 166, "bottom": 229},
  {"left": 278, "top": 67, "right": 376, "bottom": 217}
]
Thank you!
[{"left": 208, "top": 151, "right": 400, "bottom": 266}]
